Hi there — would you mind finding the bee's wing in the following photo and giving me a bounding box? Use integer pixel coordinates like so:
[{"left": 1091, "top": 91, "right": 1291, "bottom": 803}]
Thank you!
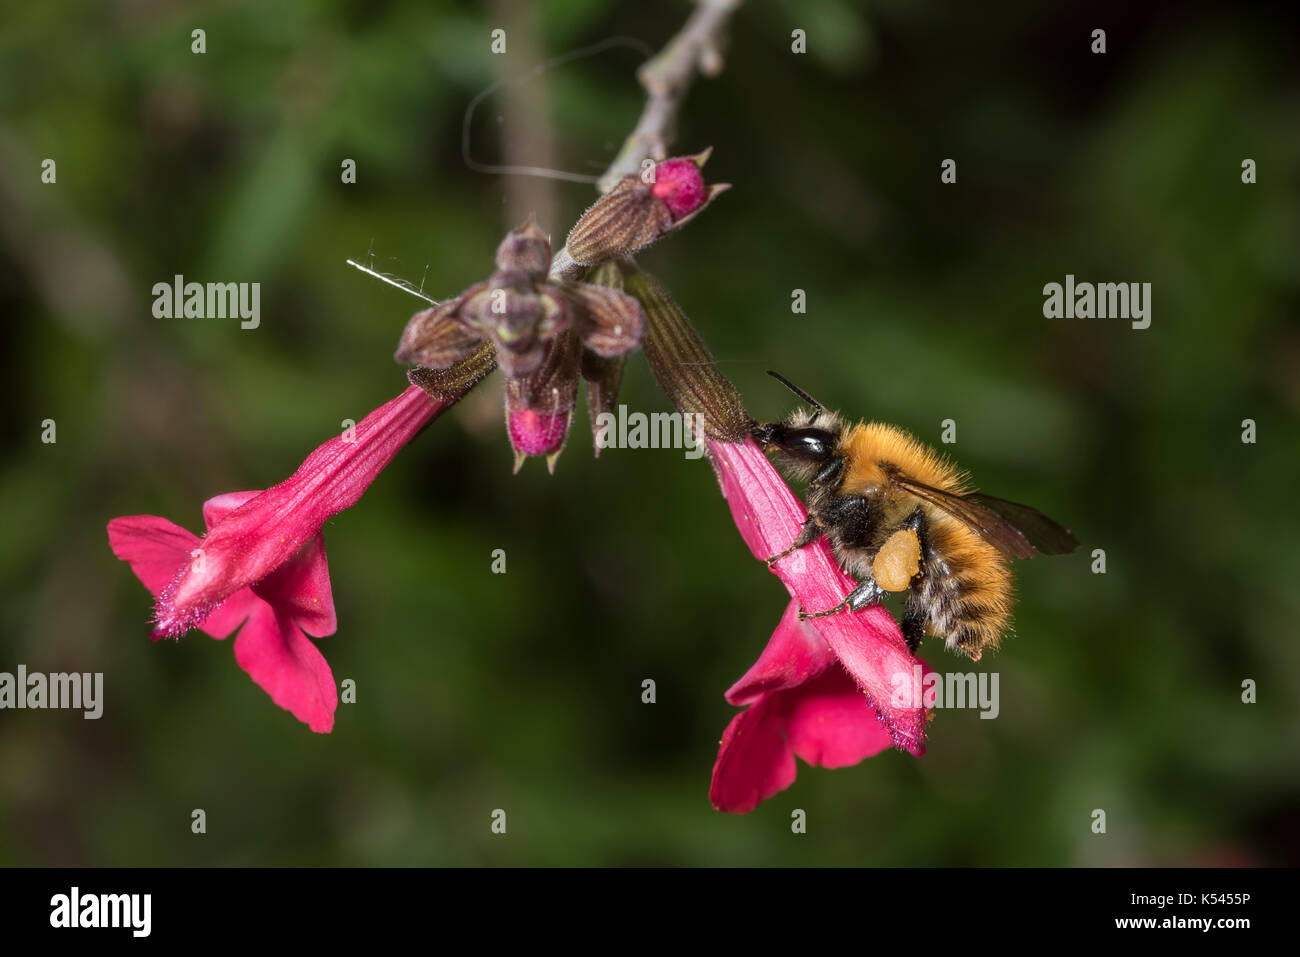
[
  {"left": 892, "top": 477, "right": 1078, "bottom": 559},
  {"left": 963, "top": 493, "right": 1079, "bottom": 555}
]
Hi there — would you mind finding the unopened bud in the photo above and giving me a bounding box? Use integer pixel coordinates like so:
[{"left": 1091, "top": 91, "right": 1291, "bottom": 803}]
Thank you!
[
  {"left": 651, "top": 157, "right": 707, "bottom": 220},
  {"left": 580, "top": 263, "right": 629, "bottom": 458},
  {"left": 566, "top": 149, "right": 729, "bottom": 265},
  {"left": 395, "top": 291, "right": 487, "bottom": 369},
  {"left": 582, "top": 354, "right": 625, "bottom": 458},
  {"left": 504, "top": 329, "right": 581, "bottom": 472},
  {"left": 495, "top": 213, "right": 553, "bottom": 278},
  {"left": 507, "top": 408, "right": 570, "bottom": 459}
]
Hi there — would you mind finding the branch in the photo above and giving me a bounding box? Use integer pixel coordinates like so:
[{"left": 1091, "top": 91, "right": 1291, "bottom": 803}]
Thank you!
[
  {"left": 598, "top": 0, "right": 743, "bottom": 194},
  {"left": 549, "top": 0, "right": 742, "bottom": 281}
]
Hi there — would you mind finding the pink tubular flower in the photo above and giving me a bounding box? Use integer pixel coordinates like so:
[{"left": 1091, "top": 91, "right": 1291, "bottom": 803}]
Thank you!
[
  {"left": 137, "top": 382, "right": 448, "bottom": 638},
  {"left": 711, "top": 600, "right": 898, "bottom": 813},
  {"left": 107, "top": 354, "right": 491, "bottom": 731},
  {"left": 108, "top": 491, "right": 338, "bottom": 732},
  {"left": 707, "top": 438, "right": 931, "bottom": 812}
]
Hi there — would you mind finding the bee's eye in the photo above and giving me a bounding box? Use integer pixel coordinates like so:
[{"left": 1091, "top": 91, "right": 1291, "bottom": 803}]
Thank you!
[{"left": 781, "top": 427, "right": 833, "bottom": 462}]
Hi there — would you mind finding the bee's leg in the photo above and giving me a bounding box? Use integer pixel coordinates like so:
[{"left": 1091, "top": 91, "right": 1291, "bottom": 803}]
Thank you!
[
  {"left": 901, "top": 601, "right": 927, "bottom": 653},
  {"left": 900, "top": 507, "right": 930, "bottom": 653},
  {"left": 900, "top": 505, "right": 926, "bottom": 540},
  {"left": 807, "top": 457, "right": 845, "bottom": 491},
  {"left": 799, "top": 577, "right": 884, "bottom": 620},
  {"left": 845, "top": 577, "right": 886, "bottom": 610},
  {"left": 764, "top": 516, "right": 821, "bottom": 567}
]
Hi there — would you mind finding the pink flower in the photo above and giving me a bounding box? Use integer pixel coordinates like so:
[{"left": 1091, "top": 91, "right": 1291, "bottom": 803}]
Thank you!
[
  {"left": 711, "top": 600, "right": 900, "bottom": 813},
  {"left": 135, "top": 382, "right": 449, "bottom": 638},
  {"left": 707, "top": 438, "right": 930, "bottom": 811},
  {"left": 105, "top": 371, "right": 481, "bottom": 731},
  {"left": 108, "top": 491, "right": 338, "bottom": 732}
]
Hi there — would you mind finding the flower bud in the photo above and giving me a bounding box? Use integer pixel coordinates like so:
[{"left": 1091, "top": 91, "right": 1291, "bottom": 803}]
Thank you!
[
  {"left": 579, "top": 262, "right": 630, "bottom": 458},
  {"left": 582, "top": 354, "right": 625, "bottom": 458},
  {"left": 565, "top": 149, "right": 729, "bottom": 265},
  {"left": 394, "top": 217, "right": 568, "bottom": 379},
  {"left": 507, "top": 408, "right": 570, "bottom": 458},
  {"left": 566, "top": 282, "right": 643, "bottom": 358},
  {"left": 504, "top": 328, "right": 581, "bottom": 473},
  {"left": 651, "top": 157, "right": 707, "bottom": 220},
  {"left": 461, "top": 279, "right": 543, "bottom": 371},
  {"left": 394, "top": 290, "right": 486, "bottom": 369},
  {"left": 494, "top": 214, "right": 553, "bottom": 278}
]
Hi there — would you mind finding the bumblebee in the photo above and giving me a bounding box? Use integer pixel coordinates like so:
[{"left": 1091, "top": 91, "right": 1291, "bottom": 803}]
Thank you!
[{"left": 753, "top": 372, "right": 1078, "bottom": 661}]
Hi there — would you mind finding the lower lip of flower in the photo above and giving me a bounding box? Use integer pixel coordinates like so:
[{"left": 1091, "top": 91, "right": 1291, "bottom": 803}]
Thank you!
[{"left": 507, "top": 409, "right": 570, "bottom": 456}]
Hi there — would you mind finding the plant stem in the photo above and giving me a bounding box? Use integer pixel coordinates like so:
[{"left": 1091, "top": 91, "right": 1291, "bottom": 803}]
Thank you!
[
  {"left": 550, "top": 0, "right": 744, "bottom": 282},
  {"left": 597, "top": 0, "right": 743, "bottom": 194}
]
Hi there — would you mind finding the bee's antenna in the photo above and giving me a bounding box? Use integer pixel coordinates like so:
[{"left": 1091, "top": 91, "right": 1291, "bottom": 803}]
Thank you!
[{"left": 766, "top": 370, "right": 825, "bottom": 413}]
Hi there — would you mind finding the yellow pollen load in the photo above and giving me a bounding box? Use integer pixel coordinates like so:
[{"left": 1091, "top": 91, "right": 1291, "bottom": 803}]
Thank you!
[{"left": 873, "top": 528, "right": 921, "bottom": 591}]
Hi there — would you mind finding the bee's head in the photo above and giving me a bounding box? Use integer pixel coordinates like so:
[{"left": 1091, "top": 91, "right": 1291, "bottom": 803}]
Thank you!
[
  {"left": 752, "top": 410, "right": 841, "bottom": 465},
  {"left": 752, "top": 372, "right": 842, "bottom": 474}
]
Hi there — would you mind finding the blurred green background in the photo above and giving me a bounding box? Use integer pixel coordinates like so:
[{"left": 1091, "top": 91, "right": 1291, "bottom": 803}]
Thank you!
[{"left": 1, "top": 0, "right": 1297, "bottom": 866}]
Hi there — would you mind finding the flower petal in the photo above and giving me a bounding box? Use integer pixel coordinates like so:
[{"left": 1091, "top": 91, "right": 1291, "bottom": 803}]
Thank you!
[
  {"left": 711, "top": 666, "right": 896, "bottom": 814},
  {"left": 233, "top": 604, "right": 337, "bottom": 733},
  {"left": 708, "top": 438, "right": 928, "bottom": 755},
  {"left": 202, "top": 491, "right": 260, "bottom": 528},
  {"left": 651, "top": 157, "right": 707, "bottom": 220},
  {"left": 506, "top": 408, "right": 571, "bottom": 458},
  {"left": 107, "top": 514, "right": 254, "bottom": 639},
  {"left": 709, "top": 695, "right": 796, "bottom": 814},
  {"left": 192, "top": 591, "right": 259, "bottom": 641},
  {"left": 785, "top": 667, "right": 895, "bottom": 769},
  {"left": 153, "top": 385, "right": 445, "bottom": 636},
  {"left": 806, "top": 608, "right": 926, "bottom": 755},
  {"left": 107, "top": 515, "right": 200, "bottom": 595},
  {"left": 725, "top": 599, "right": 835, "bottom": 705},
  {"left": 250, "top": 535, "right": 337, "bottom": 638}
]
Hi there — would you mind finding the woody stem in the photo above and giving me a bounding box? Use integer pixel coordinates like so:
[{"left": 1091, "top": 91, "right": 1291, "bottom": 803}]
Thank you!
[
  {"left": 550, "top": 0, "right": 744, "bottom": 282},
  {"left": 597, "top": 0, "right": 744, "bottom": 194}
]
